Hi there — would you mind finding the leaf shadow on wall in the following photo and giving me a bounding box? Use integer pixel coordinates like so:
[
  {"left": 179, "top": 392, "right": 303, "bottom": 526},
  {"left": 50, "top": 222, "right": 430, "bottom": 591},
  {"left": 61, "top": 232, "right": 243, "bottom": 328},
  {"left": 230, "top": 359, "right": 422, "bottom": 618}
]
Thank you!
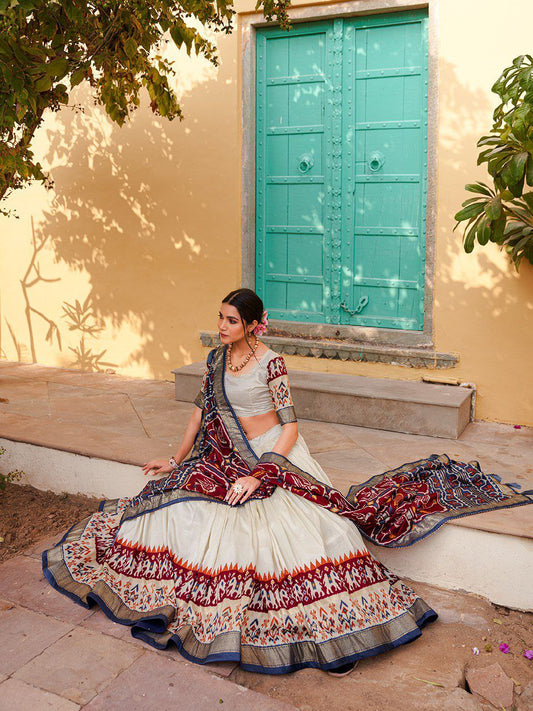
[{"left": 33, "top": 36, "right": 239, "bottom": 378}]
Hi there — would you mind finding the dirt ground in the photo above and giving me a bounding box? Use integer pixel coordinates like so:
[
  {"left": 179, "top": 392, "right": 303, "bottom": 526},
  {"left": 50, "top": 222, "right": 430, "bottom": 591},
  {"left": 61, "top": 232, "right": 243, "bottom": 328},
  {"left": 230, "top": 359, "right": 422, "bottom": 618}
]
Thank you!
[{"left": 0, "top": 481, "right": 100, "bottom": 564}]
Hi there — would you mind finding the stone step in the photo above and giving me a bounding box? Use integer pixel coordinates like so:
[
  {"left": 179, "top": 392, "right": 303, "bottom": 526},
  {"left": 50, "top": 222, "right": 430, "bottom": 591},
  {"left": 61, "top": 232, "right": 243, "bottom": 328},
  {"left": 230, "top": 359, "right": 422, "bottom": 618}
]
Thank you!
[{"left": 172, "top": 362, "right": 473, "bottom": 439}]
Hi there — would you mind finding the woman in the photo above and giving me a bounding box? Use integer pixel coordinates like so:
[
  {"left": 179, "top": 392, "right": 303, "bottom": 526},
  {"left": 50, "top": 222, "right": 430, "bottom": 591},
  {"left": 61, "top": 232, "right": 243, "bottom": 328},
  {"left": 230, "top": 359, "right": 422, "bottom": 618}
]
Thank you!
[{"left": 42, "top": 288, "right": 530, "bottom": 676}]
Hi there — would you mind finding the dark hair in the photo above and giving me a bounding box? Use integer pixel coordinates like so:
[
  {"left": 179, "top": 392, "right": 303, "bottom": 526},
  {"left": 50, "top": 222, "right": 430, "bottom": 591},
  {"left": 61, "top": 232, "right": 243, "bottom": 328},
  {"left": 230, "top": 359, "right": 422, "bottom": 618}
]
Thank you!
[{"left": 221, "top": 288, "right": 264, "bottom": 357}]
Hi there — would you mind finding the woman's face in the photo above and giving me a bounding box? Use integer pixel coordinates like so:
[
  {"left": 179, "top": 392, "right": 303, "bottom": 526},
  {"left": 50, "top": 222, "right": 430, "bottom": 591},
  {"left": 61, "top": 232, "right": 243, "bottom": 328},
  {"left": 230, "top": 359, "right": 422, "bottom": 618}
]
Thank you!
[{"left": 218, "top": 303, "right": 257, "bottom": 344}]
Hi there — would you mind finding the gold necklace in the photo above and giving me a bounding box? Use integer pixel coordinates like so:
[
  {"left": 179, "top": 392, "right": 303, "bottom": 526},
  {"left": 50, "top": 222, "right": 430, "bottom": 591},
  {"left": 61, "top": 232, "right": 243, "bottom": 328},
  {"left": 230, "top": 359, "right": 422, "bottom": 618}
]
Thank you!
[{"left": 227, "top": 337, "right": 259, "bottom": 372}]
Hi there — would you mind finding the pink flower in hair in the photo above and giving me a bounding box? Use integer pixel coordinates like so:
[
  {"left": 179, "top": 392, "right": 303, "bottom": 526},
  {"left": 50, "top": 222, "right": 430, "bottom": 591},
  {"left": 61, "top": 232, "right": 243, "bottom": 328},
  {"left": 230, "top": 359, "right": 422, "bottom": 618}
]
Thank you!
[{"left": 254, "top": 309, "right": 269, "bottom": 336}]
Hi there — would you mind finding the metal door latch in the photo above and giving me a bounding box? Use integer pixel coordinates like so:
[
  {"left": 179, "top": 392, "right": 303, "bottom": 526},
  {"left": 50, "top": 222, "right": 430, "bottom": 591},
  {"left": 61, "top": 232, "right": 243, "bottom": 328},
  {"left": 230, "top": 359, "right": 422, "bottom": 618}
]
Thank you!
[
  {"left": 297, "top": 154, "right": 314, "bottom": 173},
  {"left": 368, "top": 151, "right": 385, "bottom": 172},
  {"left": 340, "top": 296, "right": 369, "bottom": 315}
]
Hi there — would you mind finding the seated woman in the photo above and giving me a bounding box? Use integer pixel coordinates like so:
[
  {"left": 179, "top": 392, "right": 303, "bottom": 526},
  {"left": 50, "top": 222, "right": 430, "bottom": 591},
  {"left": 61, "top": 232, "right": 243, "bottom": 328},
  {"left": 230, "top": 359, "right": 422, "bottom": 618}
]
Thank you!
[{"left": 42, "top": 288, "right": 530, "bottom": 676}]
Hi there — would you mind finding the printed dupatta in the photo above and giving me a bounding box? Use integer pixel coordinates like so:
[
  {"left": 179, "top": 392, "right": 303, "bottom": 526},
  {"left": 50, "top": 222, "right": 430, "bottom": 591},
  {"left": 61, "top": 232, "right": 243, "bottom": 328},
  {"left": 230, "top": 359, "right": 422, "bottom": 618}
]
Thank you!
[{"left": 128, "top": 345, "right": 532, "bottom": 548}]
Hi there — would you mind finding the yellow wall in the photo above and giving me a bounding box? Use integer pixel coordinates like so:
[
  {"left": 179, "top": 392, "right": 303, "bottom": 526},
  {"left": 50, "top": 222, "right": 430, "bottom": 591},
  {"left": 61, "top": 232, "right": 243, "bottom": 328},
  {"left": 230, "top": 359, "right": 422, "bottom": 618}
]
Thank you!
[{"left": 1, "top": 1, "right": 532, "bottom": 425}]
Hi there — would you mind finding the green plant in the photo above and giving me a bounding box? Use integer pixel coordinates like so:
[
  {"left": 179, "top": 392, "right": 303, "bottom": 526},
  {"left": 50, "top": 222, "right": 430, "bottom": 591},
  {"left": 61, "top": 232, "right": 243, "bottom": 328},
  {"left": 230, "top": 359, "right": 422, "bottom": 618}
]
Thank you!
[
  {"left": 0, "top": 0, "right": 291, "bottom": 216},
  {"left": 0, "top": 445, "right": 23, "bottom": 492},
  {"left": 454, "top": 55, "right": 533, "bottom": 270}
]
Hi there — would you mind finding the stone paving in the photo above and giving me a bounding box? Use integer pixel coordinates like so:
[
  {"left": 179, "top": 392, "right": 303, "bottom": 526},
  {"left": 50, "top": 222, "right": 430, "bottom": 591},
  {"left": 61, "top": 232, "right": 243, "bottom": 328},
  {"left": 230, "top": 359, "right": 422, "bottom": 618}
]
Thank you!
[{"left": 0, "top": 534, "right": 296, "bottom": 710}]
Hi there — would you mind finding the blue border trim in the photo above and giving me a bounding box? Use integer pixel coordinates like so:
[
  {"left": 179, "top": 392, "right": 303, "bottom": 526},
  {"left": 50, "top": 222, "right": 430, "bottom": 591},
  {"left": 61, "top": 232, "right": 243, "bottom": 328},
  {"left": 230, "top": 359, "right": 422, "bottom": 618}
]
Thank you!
[
  {"left": 42, "top": 550, "right": 92, "bottom": 610},
  {"left": 130, "top": 607, "right": 437, "bottom": 675},
  {"left": 41, "top": 518, "right": 438, "bottom": 675}
]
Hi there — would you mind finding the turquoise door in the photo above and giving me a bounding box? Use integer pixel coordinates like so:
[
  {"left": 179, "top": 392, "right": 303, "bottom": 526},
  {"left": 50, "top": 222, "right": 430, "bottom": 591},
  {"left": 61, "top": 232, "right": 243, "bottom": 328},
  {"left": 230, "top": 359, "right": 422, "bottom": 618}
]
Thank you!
[{"left": 255, "top": 9, "right": 428, "bottom": 330}]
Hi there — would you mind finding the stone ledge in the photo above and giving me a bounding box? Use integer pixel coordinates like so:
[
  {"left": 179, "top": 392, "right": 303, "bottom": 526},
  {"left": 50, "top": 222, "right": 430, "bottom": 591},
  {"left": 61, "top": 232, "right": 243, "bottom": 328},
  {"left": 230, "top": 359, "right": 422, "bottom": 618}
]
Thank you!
[
  {"left": 174, "top": 360, "right": 473, "bottom": 438},
  {"left": 199, "top": 331, "right": 458, "bottom": 369}
]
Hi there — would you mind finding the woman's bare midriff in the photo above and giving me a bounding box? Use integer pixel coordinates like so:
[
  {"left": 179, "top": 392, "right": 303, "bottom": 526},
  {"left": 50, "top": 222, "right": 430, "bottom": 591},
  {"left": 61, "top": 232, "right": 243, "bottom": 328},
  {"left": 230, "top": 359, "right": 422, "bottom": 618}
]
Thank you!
[{"left": 238, "top": 409, "right": 279, "bottom": 440}]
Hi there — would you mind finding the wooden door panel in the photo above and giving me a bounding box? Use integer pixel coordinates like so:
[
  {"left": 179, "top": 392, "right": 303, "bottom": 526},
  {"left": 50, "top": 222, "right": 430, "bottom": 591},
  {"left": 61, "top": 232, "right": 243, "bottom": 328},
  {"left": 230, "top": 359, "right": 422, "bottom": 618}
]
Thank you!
[
  {"left": 341, "top": 11, "right": 428, "bottom": 329},
  {"left": 256, "top": 10, "right": 428, "bottom": 329},
  {"left": 256, "top": 22, "right": 330, "bottom": 323}
]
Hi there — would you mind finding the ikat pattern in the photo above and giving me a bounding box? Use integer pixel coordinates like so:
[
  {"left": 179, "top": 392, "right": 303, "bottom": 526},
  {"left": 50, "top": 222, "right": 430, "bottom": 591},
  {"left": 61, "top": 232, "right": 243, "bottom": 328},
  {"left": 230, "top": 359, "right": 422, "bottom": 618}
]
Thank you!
[
  {"left": 266, "top": 356, "right": 294, "bottom": 411},
  {"left": 58, "top": 502, "right": 424, "bottom": 647},
  {"left": 92, "top": 539, "right": 390, "bottom": 611}
]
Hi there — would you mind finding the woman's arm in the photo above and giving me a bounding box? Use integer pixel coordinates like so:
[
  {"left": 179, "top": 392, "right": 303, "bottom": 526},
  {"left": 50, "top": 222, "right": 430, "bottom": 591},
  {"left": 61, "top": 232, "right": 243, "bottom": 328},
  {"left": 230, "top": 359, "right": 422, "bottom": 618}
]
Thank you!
[
  {"left": 226, "top": 421, "right": 298, "bottom": 506},
  {"left": 269, "top": 421, "right": 298, "bottom": 458}
]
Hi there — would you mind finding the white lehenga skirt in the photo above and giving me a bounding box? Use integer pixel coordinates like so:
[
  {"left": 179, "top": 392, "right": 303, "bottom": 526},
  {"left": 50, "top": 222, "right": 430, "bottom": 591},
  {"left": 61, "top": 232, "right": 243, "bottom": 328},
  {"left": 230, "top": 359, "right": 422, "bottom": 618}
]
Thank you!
[{"left": 43, "top": 424, "right": 436, "bottom": 674}]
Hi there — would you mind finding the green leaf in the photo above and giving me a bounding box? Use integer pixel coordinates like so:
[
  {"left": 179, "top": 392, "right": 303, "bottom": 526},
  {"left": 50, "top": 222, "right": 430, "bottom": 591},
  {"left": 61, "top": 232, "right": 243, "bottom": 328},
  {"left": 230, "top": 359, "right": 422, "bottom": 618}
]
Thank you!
[
  {"left": 510, "top": 121, "right": 527, "bottom": 143},
  {"left": 70, "top": 67, "right": 85, "bottom": 87},
  {"left": 485, "top": 196, "right": 502, "bottom": 220},
  {"left": 463, "top": 221, "right": 477, "bottom": 253},
  {"left": 123, "top": 37, "right": 137, "bottom": 61},
  {"left": 34, "top": 74, "right": 53, "bottom": 92},
  {"left": 491, "top": 212, "right": 507, "bottom": 243},
  {"left": 465, "top": 182, "right": 492, "bottom": 196},
  {"left": 454, "top": 202, "right": 486, "bottom": 221},
  {"left": 507, "top": 152, "right": 529, "bottom": 183},
  {"left": 522, "top": 191, "right": 533, "bottom": 210},
  {"left": 488, "top": 154, "right": 512, "bottom": 176},
  {"left": 46, "top": 57, "right": 69, "bottom": 79},
  {"left": 477, "top": 215, "right": 491, "bottom": 245},
  {"left": 477, "top": 135, "right": 499, "bottom": 147},
  {"left": 508, "top": 171, "right": 526, "bottom": 197},
  {"left": 526, "top": 155, "right": 533, "bottom": 186},
  {"left": 55, "top": 83, "right": 68, "bottom": 103}
]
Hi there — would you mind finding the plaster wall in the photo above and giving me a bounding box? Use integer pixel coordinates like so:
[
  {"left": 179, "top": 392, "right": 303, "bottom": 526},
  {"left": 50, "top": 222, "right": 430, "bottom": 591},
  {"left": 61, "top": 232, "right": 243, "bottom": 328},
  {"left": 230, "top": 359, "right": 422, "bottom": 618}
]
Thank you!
[{"left": 1, "top": 0, "right": 532, "bottom": 425}]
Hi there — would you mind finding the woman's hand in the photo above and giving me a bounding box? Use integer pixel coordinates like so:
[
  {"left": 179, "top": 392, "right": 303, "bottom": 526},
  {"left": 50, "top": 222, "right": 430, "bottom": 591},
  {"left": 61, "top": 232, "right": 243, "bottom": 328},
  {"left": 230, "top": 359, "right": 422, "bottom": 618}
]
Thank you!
[
  {"left": 142, "top": 459, "right": 174, "bottom": 476},
  {"left": 224, "top": 476, "right": 261, "bottom": 506}
]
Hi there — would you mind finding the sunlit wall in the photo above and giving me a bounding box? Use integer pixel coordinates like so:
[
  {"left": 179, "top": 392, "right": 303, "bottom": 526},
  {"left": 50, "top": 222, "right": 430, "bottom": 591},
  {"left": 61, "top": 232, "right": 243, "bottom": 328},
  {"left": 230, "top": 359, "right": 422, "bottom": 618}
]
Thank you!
[{"left": 1, "top": 0, "right": 532, "bottom": 426}]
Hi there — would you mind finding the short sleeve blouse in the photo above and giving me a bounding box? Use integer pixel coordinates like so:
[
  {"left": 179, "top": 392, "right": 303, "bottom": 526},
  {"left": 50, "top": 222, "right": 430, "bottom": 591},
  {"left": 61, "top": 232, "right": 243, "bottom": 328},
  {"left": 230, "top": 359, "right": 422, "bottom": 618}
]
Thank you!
[{"left": 194, "top": 347, "right": 297, "bottom": 426}]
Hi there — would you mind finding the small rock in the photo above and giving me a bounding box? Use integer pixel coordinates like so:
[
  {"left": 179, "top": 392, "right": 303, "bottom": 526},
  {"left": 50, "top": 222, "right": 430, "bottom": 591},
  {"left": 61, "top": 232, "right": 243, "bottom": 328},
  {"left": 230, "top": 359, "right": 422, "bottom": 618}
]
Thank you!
[
  {"left": 518, "top": 681, "right": 533, "bottom": 706},
  {"left": 441, "top": 688, "right": 485, "bottom": 711},
  {"left": 465, "top": 662, "right": 514, "bottom": 709}
]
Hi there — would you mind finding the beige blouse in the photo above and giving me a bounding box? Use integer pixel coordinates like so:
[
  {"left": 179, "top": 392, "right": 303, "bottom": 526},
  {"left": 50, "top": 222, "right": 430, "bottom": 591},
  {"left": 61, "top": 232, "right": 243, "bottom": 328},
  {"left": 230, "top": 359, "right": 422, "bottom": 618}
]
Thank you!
[{"left": 194, "top": 347, "right": 297, "bottom": 425}]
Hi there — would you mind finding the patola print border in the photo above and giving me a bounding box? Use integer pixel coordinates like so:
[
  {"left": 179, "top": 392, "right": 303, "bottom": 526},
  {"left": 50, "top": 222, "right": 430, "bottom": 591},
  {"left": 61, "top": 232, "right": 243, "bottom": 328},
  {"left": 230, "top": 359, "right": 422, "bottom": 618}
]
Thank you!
[{"left": 42, "top": 501, "right": 437, "bottom": 674}]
